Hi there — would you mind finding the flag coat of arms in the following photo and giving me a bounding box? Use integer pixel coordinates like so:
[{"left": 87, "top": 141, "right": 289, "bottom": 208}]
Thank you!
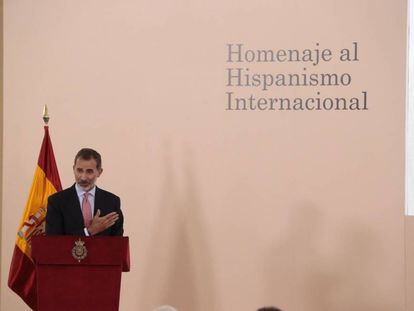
[{"left": 8, "top": 126, "right": 62, "bottom": 310}]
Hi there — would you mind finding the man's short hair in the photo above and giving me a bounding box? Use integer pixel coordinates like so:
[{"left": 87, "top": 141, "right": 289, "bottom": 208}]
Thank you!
[{"left": 74, "top": 148, "right": 102, "bottom": 170}]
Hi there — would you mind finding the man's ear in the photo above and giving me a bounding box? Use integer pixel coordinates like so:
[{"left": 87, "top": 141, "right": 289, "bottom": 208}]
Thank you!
[{"left": 98, "top": 168, "right": 103, "bottom": 176}]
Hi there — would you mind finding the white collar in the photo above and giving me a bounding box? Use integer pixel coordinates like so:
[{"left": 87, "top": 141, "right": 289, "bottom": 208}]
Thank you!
[{"left": 75, "top": 183, "right": 96, "bottom": 197}]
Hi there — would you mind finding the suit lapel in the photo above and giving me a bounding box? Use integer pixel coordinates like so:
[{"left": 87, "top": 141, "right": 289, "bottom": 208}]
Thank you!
[
  {"left": 94, "top": 186, "right": 102, "bottom": 216},
  {"left": 69, "top": 184, "right": 85, "bottom": 228},
  {"left": 94, "top": 187, "right": 108, "bottom": 236}
]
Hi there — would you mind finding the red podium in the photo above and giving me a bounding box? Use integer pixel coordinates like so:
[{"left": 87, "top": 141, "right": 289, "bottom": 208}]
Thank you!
[{"left": 32, "top": 236, "right": 130, "bottom": 311}]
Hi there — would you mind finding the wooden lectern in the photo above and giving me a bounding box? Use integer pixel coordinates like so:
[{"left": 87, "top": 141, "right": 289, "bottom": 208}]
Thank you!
[{"left": 32, "top": 236, "right": 130, "bottom": 311}]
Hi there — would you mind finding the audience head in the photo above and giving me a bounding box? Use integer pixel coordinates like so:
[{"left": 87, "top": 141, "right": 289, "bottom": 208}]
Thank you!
[{"left": 257, "top": 307, "right": 282, "bottom": 311}]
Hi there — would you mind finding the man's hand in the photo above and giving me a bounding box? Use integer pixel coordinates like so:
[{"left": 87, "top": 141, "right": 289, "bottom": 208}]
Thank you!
[{"left": 87, "top": 209, "right": 119, "bottom": 236}]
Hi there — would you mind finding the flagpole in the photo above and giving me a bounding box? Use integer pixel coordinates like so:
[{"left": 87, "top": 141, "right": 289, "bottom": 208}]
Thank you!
[{"left": 43, "top": 105, "right": 49, "bottom": 125}]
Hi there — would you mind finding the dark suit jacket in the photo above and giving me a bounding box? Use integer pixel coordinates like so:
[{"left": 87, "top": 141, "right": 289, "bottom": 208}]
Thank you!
[{"left": 45, "top": 184, "right": 124, "bottom": 236}]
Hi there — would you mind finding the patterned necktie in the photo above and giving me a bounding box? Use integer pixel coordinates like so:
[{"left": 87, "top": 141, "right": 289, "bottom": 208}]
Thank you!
[{"left": 82, "top": 192, "right": 93, "bottom": 227}]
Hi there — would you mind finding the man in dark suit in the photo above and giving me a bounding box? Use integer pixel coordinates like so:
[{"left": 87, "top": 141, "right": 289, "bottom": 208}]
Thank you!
[{"left": 46, "top": 148, "right": 123, "bottom": 236}]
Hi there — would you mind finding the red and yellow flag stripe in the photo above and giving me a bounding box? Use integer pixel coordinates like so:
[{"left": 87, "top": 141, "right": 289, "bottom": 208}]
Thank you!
[{"left": 8, "top": 126, "right": 62, "bottom": 310}]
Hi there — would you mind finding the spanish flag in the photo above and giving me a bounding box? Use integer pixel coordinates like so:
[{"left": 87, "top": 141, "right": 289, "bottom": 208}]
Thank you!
[{"left": 8, "top": 126, "right": 62, "bottom": 310}]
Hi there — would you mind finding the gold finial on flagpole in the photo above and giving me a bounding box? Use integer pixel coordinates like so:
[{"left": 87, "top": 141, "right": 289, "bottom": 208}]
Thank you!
[{"left": 43, "top": 105, "right": 50, "bottom": 125}]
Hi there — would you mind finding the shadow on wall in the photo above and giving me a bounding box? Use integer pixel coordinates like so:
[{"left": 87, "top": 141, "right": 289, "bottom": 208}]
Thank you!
[
  {"left": 139, "top": 144, "right": 218, "bottom": 311},
  {"left": 264, "top": 203, "right": 396, "bottom": 311}
]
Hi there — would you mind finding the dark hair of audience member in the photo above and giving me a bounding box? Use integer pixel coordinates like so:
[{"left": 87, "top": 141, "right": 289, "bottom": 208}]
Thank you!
[{"left": 257, "top": 307, "right": 282, "bottom": 311}]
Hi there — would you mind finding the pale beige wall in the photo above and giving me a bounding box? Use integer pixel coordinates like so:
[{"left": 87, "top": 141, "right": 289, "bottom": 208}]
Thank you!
[
  {"left": 0, "top": 1, "right": 408, "bottom": 311},
  {"left": 0, "top": 0, "right": 3, "bottom": 299},
  {"left": 406, "top": 218, "right": 414, "bottom": 310}
]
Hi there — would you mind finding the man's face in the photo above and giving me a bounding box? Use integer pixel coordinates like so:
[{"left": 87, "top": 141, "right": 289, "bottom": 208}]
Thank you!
[{"left": 73, "top": 158, "right": 102, "bottom": 191}]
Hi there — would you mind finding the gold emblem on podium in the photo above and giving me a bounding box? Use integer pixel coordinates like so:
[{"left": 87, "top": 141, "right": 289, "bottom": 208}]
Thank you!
[{"left": 72, "top": 239, "right": 87, "bottom": 262}]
